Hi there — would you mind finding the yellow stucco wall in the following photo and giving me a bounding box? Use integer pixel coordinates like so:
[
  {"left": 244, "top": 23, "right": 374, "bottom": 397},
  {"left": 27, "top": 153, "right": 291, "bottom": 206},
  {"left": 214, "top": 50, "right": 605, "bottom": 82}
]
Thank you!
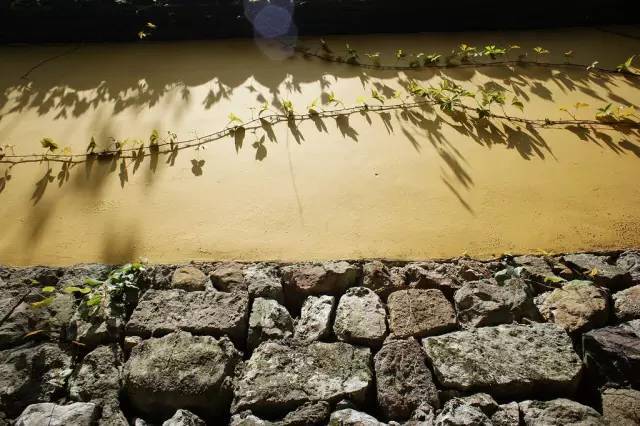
[{"left": 1, "top": 27, "right": 639, "bottom": 265}]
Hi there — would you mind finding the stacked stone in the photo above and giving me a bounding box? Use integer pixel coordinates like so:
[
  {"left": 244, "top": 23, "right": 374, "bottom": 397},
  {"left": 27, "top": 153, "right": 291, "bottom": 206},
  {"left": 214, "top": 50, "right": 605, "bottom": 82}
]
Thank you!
[{"left": 0, "top": 251, "right": 639, "bottom": 425}]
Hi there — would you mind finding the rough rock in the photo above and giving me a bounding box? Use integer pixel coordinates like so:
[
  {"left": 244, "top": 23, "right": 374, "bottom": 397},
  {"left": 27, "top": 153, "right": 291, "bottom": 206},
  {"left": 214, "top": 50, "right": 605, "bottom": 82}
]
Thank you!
[
  {"left": 601, "top": 388, "right": 640, "bottom": 426},
  {"left": 457, "top": 393, "right": 499, "bottom": 416},
  {"left": 244, "top": 265, "right": 283, "bottom": 303},
  {"left": 229, "top": 412, "right": 272, "bottom": 426},
  {"left": 125, "top": 289, "right": 248, "bottom": 345},
  {"left": 5, "top": 266, "right": 61, "bottom": 288},
  {"left": 518, "top": 398, "right": 603, "bottom": 425},
  {"left": 247, "top": 298, "right": 293, "bottom": 350},
  {"left": 434, "top": 398, "right": 492, "bottom": 426},
  {"left": 69, "top": 345, "right": 123, "bottom": 409},
  {"left": 57, "top": 264, "right": 113, "bottom": 288},
  {"left": 616, "top": 251, "right": 640, "bottom": 285},
  {"left": 456, "top": 259, "right": 498, "bottom": 282},
  {"left": 562, "top": 253, "right": 631, "bottom": 290},
  {"left": 15, "top": 402, "right": 99, "bottom": 426},
  {"left": 124, "top": 335, "right": 142, "bottom": 353},
  {"left": 282, "top": 262, "right": 358, "bottom": 307},
  {"left": 454, "top": 278, "right": 538, "bottom": 329},
  {"left": 362, "top": 261, "right": 405, "bottom": 300},
  {"left": 387, "top": 289, "right": 456, "bottom": 338},
  {"left": 328, "top": 409, "right": 386, "bottom": 426},
  {"left": 0, "top": 342, "right": 72, "bottom": 417},
  {"left": 404, "top": 263, "right": 461, "bottom": 299},
  {"left": 422, "top": 323, "right": 582, "bottom": 398},
  {"left": 582, "top": 319, "right": 640, "bottom": 388},
  {"left": 162, "top": 409, "right": 206, "bottom": 426},
  {"left": 333, "top": 287, "right": 387, "bottom": 347},
  {"left": 232, "top": 341, "right": 372, "bottom": 417},
  {"left": 210, "top": 262, "right": 247, "bottom": 292},
  {"left": 279, "top": 401, "right": 330, "bottom": 426},
  {"left": 67, "top": 290, "right": 126, "bottom": 347},
  {"left": 0, "top": 293, "right": 75, "bottom": 349},
  {"left": 536, "top": 280, "right": 609, "bottom": 334},
  {"left": 491, "top": 402, "right": 520, "bottom": 426},
  {"left": 171, "top": 266, "right": 208, "bottom": 291},
  {"left": 612, "top": 285, "right": 640, "bottom": 321},
  {"left": 403, "top": 403, "right": 435, "bottom": 426},
  {"left": 513, "top": 255, "right": 562, "bottom": 286},
  {"left": 293, "top": 295, "right": 335, "bottom": 344},
  {"left": 374, "top": 338, "right": 439, "bottom": 420},
  {"left": 125, "top": 331, "right": 242, "bottom": 419}
]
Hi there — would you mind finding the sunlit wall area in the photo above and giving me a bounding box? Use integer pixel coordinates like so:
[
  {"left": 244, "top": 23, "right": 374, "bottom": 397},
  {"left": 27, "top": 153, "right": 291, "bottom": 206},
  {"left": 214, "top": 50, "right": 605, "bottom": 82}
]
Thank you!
[{"left": 1, "top": 28, "right": 639, "bottom": 265}]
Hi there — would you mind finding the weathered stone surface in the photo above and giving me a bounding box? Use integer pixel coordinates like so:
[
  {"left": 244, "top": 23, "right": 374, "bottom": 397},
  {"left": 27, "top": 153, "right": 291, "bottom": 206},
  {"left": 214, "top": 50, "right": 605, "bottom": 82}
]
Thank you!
[
  {"left": 162, "top": 409, "right": 206, "bottom": 426},
  {"left": 0, "top": 343, "right": 72, "bottom": 417},
  {"left": 282, "top": 262, "right": 358, "bottom": 306},
  {"left": 210, "top": 262, "right": 247, "bottom": 292},
  {"left": 57, "top": 264, "right": 113, "bottom": 288},
  {"left": 244, "top": 265, "right": 283, "bottom": 303},
  {"left": 513, "top": 255, "right": 562, "bottom": 285},
  {"left": 171, "top": 266, "right": 208, "bottom": 291},
  {"left": 0, "top": 293, "right": 74, "bottom": 349},
  {"left": 229, "top": 412, "right": 272, "bottom": 426},
  {"left": 362, "top": 261, "right": 405, "bottom": 300},
  {"left": 69, "top": 345, "right": 123, "bottom": 408},
  {"left": 294, "top": 295, "right": 334, "bottom": 344},
  {"left": 454, "top": 278, "right": 538, "bottom": 329},
  {"left": 126, "top": 289, "right": 248, "bottom": 344},
  {"left": 124, "top": 335, "right": 142, "bottom": 353},
  {"left": 616, "top": 251, "right": 640, "bottom": 285},
  {"left": 457, "top": 393, "right": 499, "bottom": 417},
  {"left": 601, "top": 388, "right": 640, "bottom": 426},
  {"left": 519, "top": 399, "right": 603, "bottom": 425},
  {"left": 582, "top": 319, "right": 640, "bottom": 388},
  {"left": 67, "top": 288, "right": 127, "bottom": 347},
  {"left": 5, "top": 266, "right": 61, "bottom": 288},
  {"left": 491, "top": 402, "right": 519, "bottom": 426},
  {"left": 247, "top": 298, "right": 293, "bottom": 350},
  {"left": 15, "top": 402, "right": 99, "bottom": 426},
  {"left": 387, "top": 289, "right": 456, "bottom": 338},
  {"left": 279, "top": 401, "right": 330, "bottom": 426},
  {"left": 374, "top": 338, "right": 439, "bottom": 420},
  {"left": 403, "top": 403, "right": 435, "bottom": 426},
  {"left": 423, "top": 323, "right": 582, "bottom": 398},
  {"left": 125, "top": 331, "right": 241, "bottom": 419},
  {"left": 404, "top": 263, "right": 461, "bottom": 299},
  {"left": 537, "top": 280, "right": 609, "bottom": 334},
  {"left": 456, "top": 259, "right": 499, "bottom": 282},
  {"left": 613, "top": 285, "right": 640, "bottom": 321},
  {"left": 562, "top": 253, "right": 631, "bottom": 290},
  {"left": 334, "top": 287, "right": 387, "bottom": 347},
  {"left": 434, "top": 398, "right": 492, "bottom": 426},
  {"left": 328, "top": 409, "right": 386, "bottom": 426},
  {"left": 232, "top": 341, "right": 372, "bottom": 417}
]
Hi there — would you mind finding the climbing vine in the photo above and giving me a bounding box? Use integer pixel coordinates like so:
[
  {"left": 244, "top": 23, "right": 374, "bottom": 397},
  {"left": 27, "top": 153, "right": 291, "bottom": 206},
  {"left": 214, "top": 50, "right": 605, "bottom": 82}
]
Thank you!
[{"left": 0, "top": 38, "right": 638, "bottom": 190}]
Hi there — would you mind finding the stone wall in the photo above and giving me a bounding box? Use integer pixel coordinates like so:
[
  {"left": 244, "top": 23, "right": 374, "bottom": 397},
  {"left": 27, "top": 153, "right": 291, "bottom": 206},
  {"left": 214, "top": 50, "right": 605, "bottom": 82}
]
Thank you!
[{"left": 1, "top": 251, "right": 639, "bottom": 425}]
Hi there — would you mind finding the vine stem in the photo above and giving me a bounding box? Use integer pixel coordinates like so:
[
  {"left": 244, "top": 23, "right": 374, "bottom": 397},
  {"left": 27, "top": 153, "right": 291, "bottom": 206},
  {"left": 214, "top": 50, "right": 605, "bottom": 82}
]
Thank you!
[
  {"left": 1, "top": 100, "right": 638, "bottom": 166},
  {"left": 289, "top": 44, "right": 640, "bottom": 80}
]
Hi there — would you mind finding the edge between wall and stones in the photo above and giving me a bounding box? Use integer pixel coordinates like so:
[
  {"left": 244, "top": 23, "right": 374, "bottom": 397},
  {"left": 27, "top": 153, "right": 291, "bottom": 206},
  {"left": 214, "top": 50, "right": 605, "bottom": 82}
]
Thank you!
[{"left": 0, "top": 249, "right": 639, "bottom": 425}]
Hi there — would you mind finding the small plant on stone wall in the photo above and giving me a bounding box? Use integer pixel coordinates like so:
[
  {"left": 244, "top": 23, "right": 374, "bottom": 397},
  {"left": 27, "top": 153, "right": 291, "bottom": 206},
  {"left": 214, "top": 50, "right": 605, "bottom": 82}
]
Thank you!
[{"left": 30, "top": 262, "right": 146, "bottom": 317}]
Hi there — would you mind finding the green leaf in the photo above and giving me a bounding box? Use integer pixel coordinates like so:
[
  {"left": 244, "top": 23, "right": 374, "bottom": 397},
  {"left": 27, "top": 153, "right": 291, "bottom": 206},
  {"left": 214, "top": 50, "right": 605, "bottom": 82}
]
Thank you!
[
  {"left": 228, "top": 113, "right": 243, "bottom": 124},
  {"left": 544, "top": 276, "right": 566, "bottom": 284},
  {"left": 41, "top": 286, "right": 56, "bottom": 293},
  {"left": 86, "top": 295, "right": 102, "bottom": 307},
  {"left": 371, "top": 90, "right": 385, "bottom": 104},
  {"left": 149, "top": 129, "right": 159, "bottom": 145},
  {"left": 31, "top": 297, "right": 55, "bottom": 309},
  {"left": 63, "top": 286, "right": 92, "bottom": 294},
  {"left": 40, "top": 138, "right": 59, "bottom": 151},
  {"left": 533, "top": 47, "right": 549, "bottom": 55},
  {"left": 84, "top": 277, "right": 102, "bottom": 287}
]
